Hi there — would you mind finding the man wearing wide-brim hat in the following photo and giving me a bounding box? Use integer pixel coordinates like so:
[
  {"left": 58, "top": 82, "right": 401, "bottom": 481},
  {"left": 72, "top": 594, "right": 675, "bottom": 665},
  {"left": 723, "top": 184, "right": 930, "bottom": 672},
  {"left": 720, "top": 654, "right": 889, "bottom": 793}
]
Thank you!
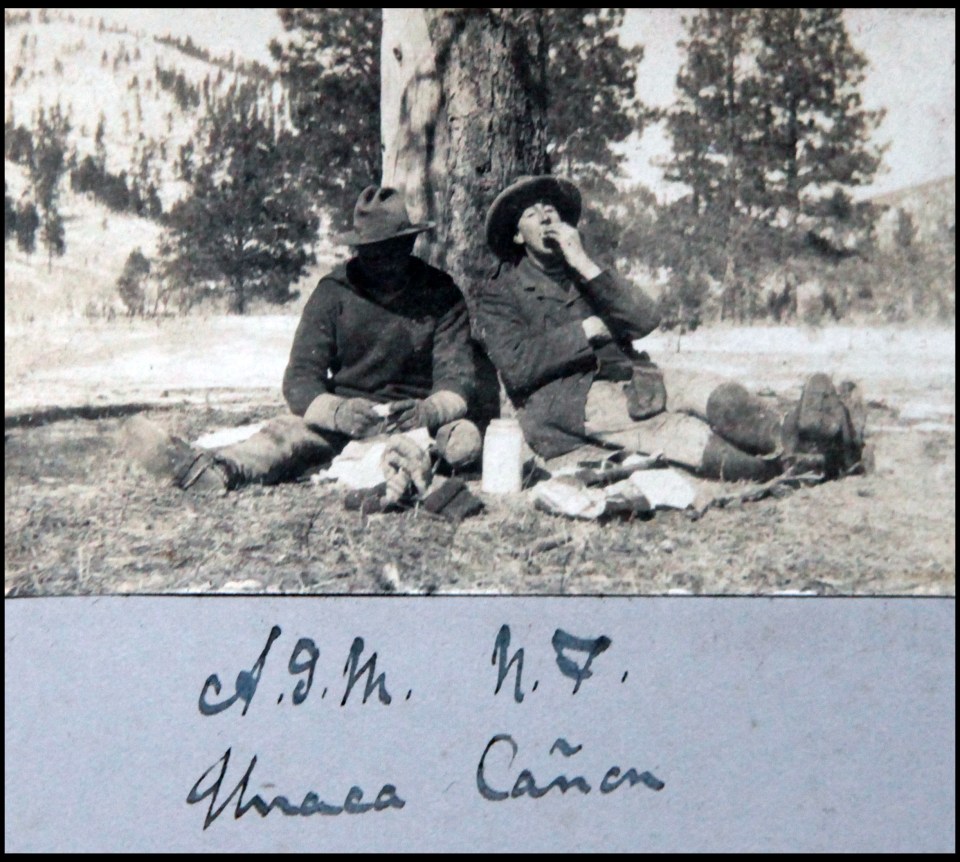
[
  {"left": 476, "top": 175, "right": 866, "bottom": 480},
  {"left": 124, "top": 186, "right": 481, "bottom": 496}
]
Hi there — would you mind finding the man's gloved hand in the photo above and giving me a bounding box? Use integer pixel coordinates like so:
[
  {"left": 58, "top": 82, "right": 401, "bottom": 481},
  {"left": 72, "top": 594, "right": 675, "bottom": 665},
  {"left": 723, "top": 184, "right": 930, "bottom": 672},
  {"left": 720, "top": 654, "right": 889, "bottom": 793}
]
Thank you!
[
  {"left": 384, "top": 390, "right": 467, "bottom": 433},
  {"left": 333, "top": 397, "right": 381, "bottom": 439},
  {"left": 386, "top": 398, "right": 442, "bottom": 433},
  {"left": 381, "top": 435, "right": 432, "bottom": 503}
]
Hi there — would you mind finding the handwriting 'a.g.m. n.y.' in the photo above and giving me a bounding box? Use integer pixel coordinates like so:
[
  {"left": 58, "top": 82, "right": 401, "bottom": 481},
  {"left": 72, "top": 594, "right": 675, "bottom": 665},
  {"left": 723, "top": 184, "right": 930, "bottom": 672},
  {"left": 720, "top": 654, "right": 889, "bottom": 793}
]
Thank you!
[
  {"left": 197, "top": 627, "right": 397, "bottom": 716},
  {"left": 187, "top": 748, "right": 405, "bottom": 830},
  {"left": 199, "top": 626, "right": 282, "bottom": 717},
  {"left": 492, "top": 625, "right": 613, "bottom": 701}
]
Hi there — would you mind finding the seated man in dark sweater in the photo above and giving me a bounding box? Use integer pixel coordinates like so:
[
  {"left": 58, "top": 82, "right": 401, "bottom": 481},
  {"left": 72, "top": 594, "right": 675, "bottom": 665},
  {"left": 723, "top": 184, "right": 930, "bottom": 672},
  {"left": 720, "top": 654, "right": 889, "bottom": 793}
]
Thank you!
[
  {"left": 125, "top": 186, "right": 480, "bottom": 494},
  {"left": 476, "top": 175, "right": 864, "bottom": 481}
]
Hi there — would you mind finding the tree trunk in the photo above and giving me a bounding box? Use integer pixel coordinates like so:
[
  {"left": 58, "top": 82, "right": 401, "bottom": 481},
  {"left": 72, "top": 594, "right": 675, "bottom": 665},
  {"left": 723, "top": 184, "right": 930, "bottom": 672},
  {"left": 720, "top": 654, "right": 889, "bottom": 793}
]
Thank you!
[
  {"left": 231, "top": 266, "right": 245, "bottom": 315},
  {"left": 381, "top": 8, "right": 548, "bottom": 302},
  {"left": 720, "top": 14, "right": 738, "bottom": 321}
]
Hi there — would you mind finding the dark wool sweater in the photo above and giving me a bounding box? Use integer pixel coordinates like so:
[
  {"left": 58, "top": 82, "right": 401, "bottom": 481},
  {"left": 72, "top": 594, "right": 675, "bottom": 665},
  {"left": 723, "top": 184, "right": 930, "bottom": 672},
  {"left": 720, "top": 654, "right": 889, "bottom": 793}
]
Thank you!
[{"left": 283, "top": 257, "right": 475, "bottom": 415}]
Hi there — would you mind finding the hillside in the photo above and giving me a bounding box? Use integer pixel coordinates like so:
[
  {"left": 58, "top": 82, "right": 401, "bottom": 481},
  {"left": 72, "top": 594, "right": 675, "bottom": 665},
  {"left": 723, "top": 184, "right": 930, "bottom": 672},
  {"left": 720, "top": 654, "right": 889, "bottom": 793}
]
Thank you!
[
  {"left": 3, "top": 9, "right": 317, "bottom": 322},
  {"left": 872, "top": 175, "right": 956, "bottom": 250},
  {"left": 5, "top": 160, "right": 163, "bottom": 323},
  {"left": 5, "top": 155, "right": 336, "bottom": 325},
  {"left": 5, "top": 9, "right": 281, "bottom": 210}
]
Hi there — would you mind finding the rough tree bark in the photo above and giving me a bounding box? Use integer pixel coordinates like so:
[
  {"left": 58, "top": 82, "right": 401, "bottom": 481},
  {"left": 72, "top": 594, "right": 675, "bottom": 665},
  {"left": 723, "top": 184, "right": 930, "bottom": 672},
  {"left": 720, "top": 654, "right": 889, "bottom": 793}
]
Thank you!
[{"left": 381, "top": 8, "right": 548, "bottom": 302}]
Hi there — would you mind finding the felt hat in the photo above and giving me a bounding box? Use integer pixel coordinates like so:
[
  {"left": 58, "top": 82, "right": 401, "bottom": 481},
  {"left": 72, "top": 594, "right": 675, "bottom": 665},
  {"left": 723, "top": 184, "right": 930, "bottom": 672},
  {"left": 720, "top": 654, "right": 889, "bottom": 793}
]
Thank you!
[
  {"left": 336, "top": 186, "right": 435, "bottom": 246},
  {"left": 485, "top": 175, "right": 582, "bottom": 260}
]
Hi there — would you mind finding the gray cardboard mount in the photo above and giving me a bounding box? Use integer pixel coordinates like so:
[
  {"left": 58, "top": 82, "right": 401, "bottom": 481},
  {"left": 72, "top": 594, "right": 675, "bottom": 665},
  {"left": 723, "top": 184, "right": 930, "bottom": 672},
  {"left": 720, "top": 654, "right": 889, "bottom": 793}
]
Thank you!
[{"left": 4, "top": 596, "right": 955, "bottom": 853}]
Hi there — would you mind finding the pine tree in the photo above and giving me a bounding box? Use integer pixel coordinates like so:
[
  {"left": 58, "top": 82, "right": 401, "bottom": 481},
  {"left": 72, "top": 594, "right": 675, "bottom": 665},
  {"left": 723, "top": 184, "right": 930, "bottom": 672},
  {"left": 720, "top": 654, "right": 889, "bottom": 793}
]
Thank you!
[
  {"left": 15, "top": 197, "right": 39, "bottom": 252},
  {"left": 663, "top": 10, "right": 768, "bottom": 319},
  {"left": 159, "top": 83, "right": 318, "bottom": 314},
  {"left": 382, "top": 9, "right": 549, "bottom": 290},
  {"left": 753, "top": 9, "right": 884, "bottom": 223},
  {"left": 666, "top": 9, "right": 759, "bottom": 219},
  {"left": 94, "top": 113, "right": 107, "bottom": 169},
  {"left": 116, "top": 247, "right": 151, "bottom": 316},
  {"left": 542, "top": 9, "right": 650, "bottom": 261},
  {"left": 669, "top": 9, "right": 883, "bottom": 233},
  {"left": 4, "top": 183, "right": 16, "bottom": 242},
  {"left": 544, "top": 9, "right": 646, "bottom": 183},
  {"left": 270, "top": 8, "right": 382, "bottom": 233},
  {"left": 664, "top": 9, "right": 885, "bottom": 319},
  {"left": 894, "top": 208, "right": 917, "bottom": 251},
  {"left": 30, "top": 104, "right": 71, "bottom": 261},
  {"left": 41, "top": 209, "right": 65, "bottom": 257}
]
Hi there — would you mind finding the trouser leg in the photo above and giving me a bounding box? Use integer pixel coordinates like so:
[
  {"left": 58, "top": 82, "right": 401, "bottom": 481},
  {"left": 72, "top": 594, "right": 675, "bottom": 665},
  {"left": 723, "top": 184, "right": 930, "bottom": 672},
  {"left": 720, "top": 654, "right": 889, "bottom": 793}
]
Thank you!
[
  {"left": 662, "top": 369, "right": 786, "bottom": 459},
  {"left": 586, "top": 381, "right": 712, "bottom": 468},
  {"left": 660, "top": 368, "right": 728, "bottom": 417},
  {"left": 216, "top": 415, "right": 346, "bottom": 486},
  {"left": 584, "top": 381, "right": 779, "bottom": 481}
]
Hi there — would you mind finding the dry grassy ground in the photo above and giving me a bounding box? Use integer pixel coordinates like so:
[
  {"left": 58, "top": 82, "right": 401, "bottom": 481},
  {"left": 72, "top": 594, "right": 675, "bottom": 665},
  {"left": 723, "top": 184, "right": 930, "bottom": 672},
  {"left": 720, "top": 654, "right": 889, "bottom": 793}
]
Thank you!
[
  {"left": 5, "top": 320, "right": 954, "bottom": 596},
  {"left": 4, "top": 396, "right": 954, "bottom": 596}
]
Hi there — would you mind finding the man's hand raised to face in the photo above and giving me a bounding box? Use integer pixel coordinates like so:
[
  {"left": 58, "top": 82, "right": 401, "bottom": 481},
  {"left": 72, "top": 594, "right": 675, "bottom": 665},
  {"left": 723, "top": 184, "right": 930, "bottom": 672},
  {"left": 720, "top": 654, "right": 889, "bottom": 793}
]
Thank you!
[{"left": 542, "top": 222, "right": 602, "bottom": 281}]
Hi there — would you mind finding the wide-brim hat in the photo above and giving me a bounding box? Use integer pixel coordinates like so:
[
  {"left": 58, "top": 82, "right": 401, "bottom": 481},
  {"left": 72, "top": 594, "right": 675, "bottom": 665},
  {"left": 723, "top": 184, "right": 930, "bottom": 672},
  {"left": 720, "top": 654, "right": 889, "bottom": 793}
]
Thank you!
[
  {"left": 485, "top": 175, "right": 582, "bottom": 260},
  {"left": 335, "top": 185, "right": 435, "bottom": 246}
]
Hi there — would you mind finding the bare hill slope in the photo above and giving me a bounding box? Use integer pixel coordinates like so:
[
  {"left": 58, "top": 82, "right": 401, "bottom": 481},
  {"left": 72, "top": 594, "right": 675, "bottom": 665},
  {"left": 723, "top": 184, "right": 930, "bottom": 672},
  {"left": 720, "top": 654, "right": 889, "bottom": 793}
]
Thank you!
[{"left": 5, "top": 9, "right": 280, "bottom": 209}]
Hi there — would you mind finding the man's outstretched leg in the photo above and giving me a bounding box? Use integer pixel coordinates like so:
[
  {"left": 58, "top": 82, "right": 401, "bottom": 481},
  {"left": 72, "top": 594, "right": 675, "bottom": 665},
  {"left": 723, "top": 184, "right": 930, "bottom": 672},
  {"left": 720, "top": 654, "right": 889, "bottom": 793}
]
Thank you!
[
  {"left": 705, "top": 374, "right": 866, "bottom": 478},
  {"left": 120, "top": 415, "right": 236, "bottom": 492},
  {"left": 584, "top": 372, "right": 865, "bottom": 482},
  {"left": 585, "top": 381, "right": 778, "bottom": 481},
  {"left": 121, "top": 414, "right": 344, "bottom": 492}
]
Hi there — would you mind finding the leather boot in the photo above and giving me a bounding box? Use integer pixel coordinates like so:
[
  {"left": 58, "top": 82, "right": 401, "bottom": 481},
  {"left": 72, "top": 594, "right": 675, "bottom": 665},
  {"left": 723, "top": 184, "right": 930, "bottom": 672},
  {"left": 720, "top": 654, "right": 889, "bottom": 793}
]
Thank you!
[
  {"left": 780, "top": 376, "right": 867, "bottom": 479},
  {"left": 120, "top": 415, "right": 238, "bottom": 493},
  {"left": 706, "top": 382, "right": 783, "bottom": 456},
  {"left": 699, "top": 433, "right": 781, "bottom": 482},
  {"left": 797, "top": 373, "right": 847, "bottom": 441}
]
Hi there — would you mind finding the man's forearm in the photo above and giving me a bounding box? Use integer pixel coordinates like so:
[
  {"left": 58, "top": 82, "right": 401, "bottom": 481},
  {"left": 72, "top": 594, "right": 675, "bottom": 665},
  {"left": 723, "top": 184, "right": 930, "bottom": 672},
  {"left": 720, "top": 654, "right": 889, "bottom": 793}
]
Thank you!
[
  {"left": 424, "top": 390, "right": 467, "bottom": 425},
  {"left": 302, "top": 392, "right": 344, "bottom": 430},
  {"left": 579, "top": 270, "right": 662, "bottom": 341},
  {"left": 565, "top": 252, "right": 602, "bottom": 282}
]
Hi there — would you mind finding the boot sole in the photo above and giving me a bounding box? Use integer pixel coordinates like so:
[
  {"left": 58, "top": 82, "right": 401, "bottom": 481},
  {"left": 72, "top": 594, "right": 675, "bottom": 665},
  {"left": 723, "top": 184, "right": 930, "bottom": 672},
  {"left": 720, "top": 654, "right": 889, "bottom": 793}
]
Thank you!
[{"left": 797, "top": 373, "right": 845, "bottom": 441}]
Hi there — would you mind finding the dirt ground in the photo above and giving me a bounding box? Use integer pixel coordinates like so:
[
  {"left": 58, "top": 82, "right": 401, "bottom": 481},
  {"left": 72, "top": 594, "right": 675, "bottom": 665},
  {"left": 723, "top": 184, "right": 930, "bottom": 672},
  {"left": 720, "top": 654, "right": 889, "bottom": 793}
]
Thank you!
[
  {"left": 4, "top": 394, "right": 954, "bottom": 597},
  {"left": 5, "top": 320, "right": 954, "bottom": 596}
]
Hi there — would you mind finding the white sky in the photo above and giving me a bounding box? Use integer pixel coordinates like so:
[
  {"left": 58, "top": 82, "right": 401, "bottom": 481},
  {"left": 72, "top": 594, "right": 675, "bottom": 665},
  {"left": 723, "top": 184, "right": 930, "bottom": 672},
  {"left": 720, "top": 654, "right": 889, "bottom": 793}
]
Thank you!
[{"left": 73, "top": 8, "right": 957, "bottom": 200}]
